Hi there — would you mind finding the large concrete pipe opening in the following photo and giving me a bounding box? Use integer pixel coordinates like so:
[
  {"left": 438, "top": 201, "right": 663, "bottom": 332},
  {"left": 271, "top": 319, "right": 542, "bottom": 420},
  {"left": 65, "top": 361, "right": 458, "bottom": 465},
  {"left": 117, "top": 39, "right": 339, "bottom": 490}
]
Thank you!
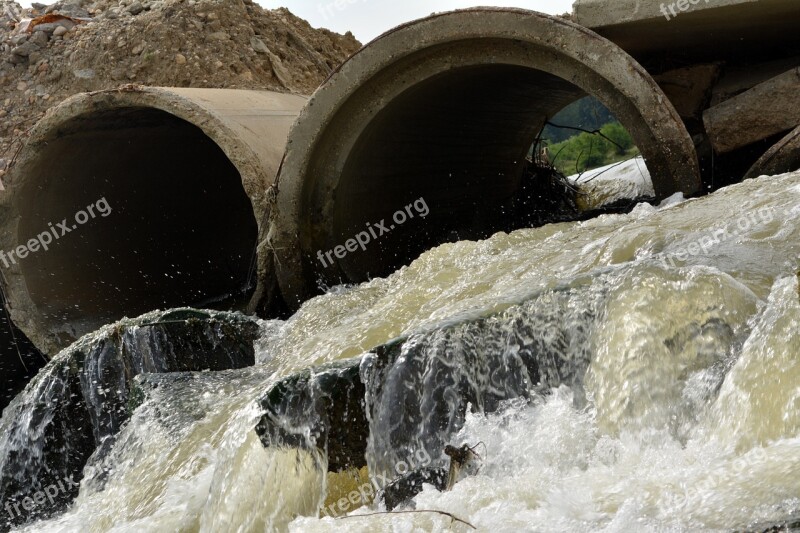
[
  {"left": 269, "top": 8, "right": 701, "bottom": 308},
  {"left": 1, "top": 87, "right": 307, "bottom": 354}
]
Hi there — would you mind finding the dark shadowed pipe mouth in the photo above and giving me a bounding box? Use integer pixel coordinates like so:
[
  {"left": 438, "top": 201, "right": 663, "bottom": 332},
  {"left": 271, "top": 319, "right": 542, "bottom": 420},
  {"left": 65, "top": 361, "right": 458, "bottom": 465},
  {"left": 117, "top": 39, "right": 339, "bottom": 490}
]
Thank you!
[
  {"left": 268, "top": 8, "right": 701, "bottom": 309},
  {"left": 1, "top": 87, "right": 306, "bottom": 354},
  {"left": 18, "top": 108, "right": 257, "bottom": 330}
]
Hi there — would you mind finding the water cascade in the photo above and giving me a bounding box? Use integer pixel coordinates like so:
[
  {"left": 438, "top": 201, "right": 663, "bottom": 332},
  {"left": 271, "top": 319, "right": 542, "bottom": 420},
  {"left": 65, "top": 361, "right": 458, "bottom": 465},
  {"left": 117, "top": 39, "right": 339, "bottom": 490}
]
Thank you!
[{"left": 0, "top": 171, "right": 797, "bottom": 531}]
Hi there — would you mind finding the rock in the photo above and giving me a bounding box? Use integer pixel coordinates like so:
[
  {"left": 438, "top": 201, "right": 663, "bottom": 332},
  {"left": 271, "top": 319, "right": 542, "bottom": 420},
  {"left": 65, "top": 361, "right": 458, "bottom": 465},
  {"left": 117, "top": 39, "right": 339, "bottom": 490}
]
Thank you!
[
  {"left": 1, "top": 2, "right": 22, "bottom": 22},
  {"left": 256, "top": 357, "right": 368, "bottom": 473},
  {"left": 15, "top": 81, "right": 26, "bottom": 91},
  {"left": 175, "top": 53, "right": 186, "bottom": 64},
  {"left": 127, "top": 2, "right": 143, "bottom": 16},
  {"left": 381, "top": 467, "right": 449, "bottom": 511},
  {"left": 0, "top": 309, "right": 262, "bottom": 531},
  {"left": 33, "top": 20, "right": 75, "bottom": 34},
  {"left": 30, "top": 29, "right": 49, "bottom": 47},
  {"left": 57, "top": 4, "right": 90, "bottom": 18},
  {"left": 250, "top": 36, "right": 269, "bottom": 54},
  {"left": 0, "top": 158, "right": 6, "bottom": 171},
  {"left": 11, "top": 18, "right": 31, "bottom": 33},
  {"left": 45, "top": 69, "right": 62, "bottom": 83},
  {"left": 256, "top": 283, "right": 597, "bottom": 497},
  {"left": 11, "top": 41, "right": 39, "bottom": 57},
  {"left": 9, "top": 34, "right": 28, "bottom": 46},
  {"left": 72, "top": 67, "right": 95, "bottom": 79},
  {"left": 208, "top": 31, "right": 230, "bottom": 40},
  {"left": 52, "top": 24, "right": 71, "bottom": 37},
  {"left": 267, "top": 50, "right": 293, "bottom": 88}
]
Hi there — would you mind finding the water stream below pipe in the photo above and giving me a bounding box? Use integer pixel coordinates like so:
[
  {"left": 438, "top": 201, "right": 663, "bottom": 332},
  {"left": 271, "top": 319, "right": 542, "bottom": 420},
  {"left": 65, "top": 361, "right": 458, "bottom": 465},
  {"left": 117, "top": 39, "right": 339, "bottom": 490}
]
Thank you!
[{"left": 4, "top": 170, "right": 800, "bottom": 532}]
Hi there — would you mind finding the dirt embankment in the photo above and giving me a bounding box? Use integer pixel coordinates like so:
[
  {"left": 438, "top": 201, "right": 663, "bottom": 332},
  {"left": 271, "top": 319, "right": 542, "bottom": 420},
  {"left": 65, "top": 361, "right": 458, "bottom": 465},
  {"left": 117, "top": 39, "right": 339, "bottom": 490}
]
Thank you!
[{"left": 0, "top": 0, "right": 361, "bottom": 179}]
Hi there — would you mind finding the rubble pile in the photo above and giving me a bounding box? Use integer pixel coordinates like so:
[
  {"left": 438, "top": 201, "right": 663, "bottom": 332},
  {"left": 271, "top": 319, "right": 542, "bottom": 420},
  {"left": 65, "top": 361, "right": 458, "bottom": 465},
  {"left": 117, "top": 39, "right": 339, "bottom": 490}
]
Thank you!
[{"left": 0, "top": 0, "right": 361, "bottom": 179}]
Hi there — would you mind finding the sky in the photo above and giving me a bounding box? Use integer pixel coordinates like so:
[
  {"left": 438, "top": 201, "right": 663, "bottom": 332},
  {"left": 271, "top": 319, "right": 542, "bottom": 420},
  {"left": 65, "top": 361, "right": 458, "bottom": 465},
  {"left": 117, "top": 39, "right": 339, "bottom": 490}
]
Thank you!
[
  {"left": 262, "top": 1, "right": 575, "bottom": 42},
  {"left": 17, "top": 1, "right": 575, "bottom": 43}
]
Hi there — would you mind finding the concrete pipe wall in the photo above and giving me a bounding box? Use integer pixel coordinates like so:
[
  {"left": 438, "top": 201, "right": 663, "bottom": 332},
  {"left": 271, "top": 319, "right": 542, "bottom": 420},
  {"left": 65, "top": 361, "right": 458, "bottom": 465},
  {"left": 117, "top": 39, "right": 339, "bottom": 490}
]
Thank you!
[
  {"left": 744, "top": 126, "right": 800, "bottom": 181},
  {"left": 268, "top": 8, "right": 701, "bottom": 309},
  {"left": 0, "top": 86, "right": 307, "bottom": 354}
]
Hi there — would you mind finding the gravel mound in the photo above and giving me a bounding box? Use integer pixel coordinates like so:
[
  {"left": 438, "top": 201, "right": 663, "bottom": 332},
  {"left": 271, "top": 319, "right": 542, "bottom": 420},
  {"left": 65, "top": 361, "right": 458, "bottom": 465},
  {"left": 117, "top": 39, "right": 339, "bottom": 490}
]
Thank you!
[{"left": 0, "top": 0, "right": 361, "bottom": 180}]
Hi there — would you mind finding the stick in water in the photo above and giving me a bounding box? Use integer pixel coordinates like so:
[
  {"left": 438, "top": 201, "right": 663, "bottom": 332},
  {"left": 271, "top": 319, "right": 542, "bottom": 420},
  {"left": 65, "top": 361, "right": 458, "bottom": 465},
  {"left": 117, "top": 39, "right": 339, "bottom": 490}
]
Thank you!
[{"left": 336, "top": 509, "right": 476, "bottom": 529}]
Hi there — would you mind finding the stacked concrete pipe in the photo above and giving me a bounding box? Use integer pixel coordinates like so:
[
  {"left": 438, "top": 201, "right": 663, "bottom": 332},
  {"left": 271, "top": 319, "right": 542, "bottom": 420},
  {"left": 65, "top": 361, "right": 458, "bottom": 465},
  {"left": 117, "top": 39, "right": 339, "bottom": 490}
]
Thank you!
[
  {"left": 267, "top": 8, "right": 701, "bottom": 309},
  {"left": 744, "top": 127, "right": 800, "bottom": 181},
  {"left": 1, "top": 9, "right": 700, "bottom": 357},
  {"left": 0, "top": 87, "right": 307, "bottom": 354}
]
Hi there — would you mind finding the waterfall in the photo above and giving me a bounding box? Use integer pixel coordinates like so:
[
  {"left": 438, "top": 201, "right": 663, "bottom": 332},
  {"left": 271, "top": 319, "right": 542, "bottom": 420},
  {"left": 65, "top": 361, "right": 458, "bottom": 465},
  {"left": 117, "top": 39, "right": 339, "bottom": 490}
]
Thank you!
[{"left": 2, "top": 171, "right": 799, "bottom": 532}]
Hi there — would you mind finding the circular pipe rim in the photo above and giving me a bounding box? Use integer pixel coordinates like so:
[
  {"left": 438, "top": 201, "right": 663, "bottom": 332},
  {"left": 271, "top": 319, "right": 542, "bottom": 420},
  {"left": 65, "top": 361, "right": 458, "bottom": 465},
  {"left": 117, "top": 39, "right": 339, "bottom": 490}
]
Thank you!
[
  {"left": 1, "top": 86, "right": 299, "bottom": 354},
  {"left": 744, "top": 125, "right": 800, "bottom": 180},
  {"left": 269, "top": 8, "right": 701, "bottom": 308}
]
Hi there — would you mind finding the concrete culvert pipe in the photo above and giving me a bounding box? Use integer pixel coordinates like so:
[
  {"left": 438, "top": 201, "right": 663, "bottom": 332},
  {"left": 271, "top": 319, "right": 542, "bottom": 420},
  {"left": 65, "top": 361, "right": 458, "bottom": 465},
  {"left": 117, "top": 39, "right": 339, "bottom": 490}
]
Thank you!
[
  {"left": 268, "top": 8, "right": 701, "bottom": 309},
  {"left": 744, "top": 126, "right": 800, "bottom": 181},
  {"left": 0, "top": 86, "right": 307, "bottom": 354}
]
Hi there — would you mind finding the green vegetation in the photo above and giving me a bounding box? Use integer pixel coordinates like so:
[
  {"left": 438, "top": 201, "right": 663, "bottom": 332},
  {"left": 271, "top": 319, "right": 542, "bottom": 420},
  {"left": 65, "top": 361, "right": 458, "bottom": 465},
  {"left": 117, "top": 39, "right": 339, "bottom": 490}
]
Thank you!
[
  {"left": 538, "top": 96, "right": 640, "bottom": 175},
  {"left": 543, "top": 98, "right": 615, "bottom": 143},
  {"left": 544, "top": 121, "right": 640, "bottom": 176}
]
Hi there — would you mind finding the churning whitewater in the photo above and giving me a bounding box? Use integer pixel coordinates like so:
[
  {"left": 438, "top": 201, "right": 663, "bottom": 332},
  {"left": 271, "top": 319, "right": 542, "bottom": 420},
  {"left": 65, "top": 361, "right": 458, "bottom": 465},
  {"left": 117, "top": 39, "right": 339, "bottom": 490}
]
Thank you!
[{"left": 5, "top": 171, "right": 800, "bottom": 532}]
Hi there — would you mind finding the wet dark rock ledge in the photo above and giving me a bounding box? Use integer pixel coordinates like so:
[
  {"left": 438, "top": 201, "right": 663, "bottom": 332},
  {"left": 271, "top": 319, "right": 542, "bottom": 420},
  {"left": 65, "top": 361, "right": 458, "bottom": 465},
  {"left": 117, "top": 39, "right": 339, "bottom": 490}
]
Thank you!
[
  {"left": 0, "top": 308, "right": 261, "bottom": 531},
  {"left": 255, "top": 285, "right": 597, "bottom": 509}
]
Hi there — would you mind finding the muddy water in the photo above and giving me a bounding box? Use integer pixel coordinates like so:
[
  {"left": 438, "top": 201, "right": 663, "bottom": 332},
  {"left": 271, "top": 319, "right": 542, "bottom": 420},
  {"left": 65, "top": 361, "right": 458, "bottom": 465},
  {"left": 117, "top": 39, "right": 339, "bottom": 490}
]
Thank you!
[{"left": 13, "top": 171, "right": 800, "bottom": 532}]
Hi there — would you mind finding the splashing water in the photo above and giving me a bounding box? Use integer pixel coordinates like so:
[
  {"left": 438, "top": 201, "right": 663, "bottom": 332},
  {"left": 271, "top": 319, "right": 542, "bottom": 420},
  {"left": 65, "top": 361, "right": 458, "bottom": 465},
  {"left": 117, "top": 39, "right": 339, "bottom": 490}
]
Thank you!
[{"left": 5, "top": 171, "right": 800, "bottom": 532}]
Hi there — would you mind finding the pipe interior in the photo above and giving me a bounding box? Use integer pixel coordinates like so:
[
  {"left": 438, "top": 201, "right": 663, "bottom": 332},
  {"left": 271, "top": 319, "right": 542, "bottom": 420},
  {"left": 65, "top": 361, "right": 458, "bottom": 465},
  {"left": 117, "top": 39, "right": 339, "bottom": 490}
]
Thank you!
[
  {"left": 324, "top": 64, "right": 587, "bottom": 282},
  {"left": 16, "top": 107, "right": 258, "bottom": 336}
]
